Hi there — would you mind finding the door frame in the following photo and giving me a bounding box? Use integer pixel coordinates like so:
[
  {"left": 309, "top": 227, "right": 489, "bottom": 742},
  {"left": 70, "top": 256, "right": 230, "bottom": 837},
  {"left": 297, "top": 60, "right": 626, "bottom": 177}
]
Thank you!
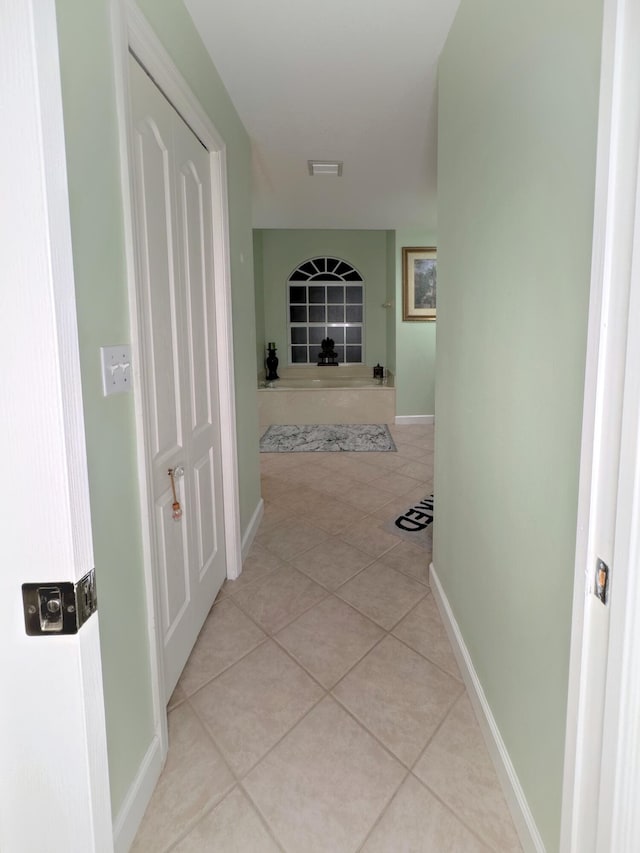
[
  {"left": 1, "top": 1, "right": 112, "bottom": 849},
  {"left": 109, "top": 1, "right": 242, "bottom": 846},
  {"left": 561, "top": 0, "right": 640, "bottom": 849}
]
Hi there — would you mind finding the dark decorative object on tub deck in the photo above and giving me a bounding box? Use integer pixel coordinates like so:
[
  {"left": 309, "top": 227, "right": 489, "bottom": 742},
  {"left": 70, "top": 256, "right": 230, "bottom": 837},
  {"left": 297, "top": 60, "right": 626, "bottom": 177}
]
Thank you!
[
  {"left": 317, "top": 337, "right": 339, "bottom": 366},
  {"left": 373, "top": 363, "right": 384, "bottom": 381},
  {"left": 265, "top": 342, "right": 279, "bottom": 381},
  {"left": 259, "top": 424, "right": 397, "bottom": 453}
]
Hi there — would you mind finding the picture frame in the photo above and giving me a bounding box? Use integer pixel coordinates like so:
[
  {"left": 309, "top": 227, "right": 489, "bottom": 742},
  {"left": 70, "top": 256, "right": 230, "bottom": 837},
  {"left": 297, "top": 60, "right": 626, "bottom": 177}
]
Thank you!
[{"left": 402, "top": 246, "right": 437, "bottom": 321}]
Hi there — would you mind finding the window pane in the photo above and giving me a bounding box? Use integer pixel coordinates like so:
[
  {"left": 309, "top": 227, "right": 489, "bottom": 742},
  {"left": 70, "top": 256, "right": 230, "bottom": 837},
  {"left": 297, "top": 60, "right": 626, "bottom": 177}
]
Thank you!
[
  {"left": 290, "top": 306, "right": 307, "bottom": 322},
  {"left": 291, "top": 346, "right": 308, "bottom": 363},
  {"left": 289, "top": 286, "right": 306, "bottom": 303},
  {"left": 288, "top": 259, "right": 364, "bottom": 367}
]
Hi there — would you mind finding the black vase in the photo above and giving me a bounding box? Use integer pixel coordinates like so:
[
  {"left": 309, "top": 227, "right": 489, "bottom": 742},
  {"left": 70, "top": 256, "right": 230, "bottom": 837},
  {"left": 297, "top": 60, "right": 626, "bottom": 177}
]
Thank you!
[{"left": 266, "top": 347, "right": 279, "bottom": 381}]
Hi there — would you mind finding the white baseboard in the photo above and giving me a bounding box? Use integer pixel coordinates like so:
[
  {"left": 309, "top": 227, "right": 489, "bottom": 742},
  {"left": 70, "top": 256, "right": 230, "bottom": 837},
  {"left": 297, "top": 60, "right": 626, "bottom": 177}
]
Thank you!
[
  {"left": 241, "top": 497, "right": 264, "bottom": 561},
  {"left": 394, "top": 414, "right": 435, "bottom": 425},
  {"left": 113, "top": 735, "right": 163, "bottom": 853},
  {"left": 429, "top": 562, "right": 546, "bottom": 853}
]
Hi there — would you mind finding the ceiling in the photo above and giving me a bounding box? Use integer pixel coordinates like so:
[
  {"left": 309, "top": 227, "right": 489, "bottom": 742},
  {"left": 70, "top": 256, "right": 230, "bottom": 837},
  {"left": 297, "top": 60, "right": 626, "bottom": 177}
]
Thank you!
[{"left": 184, "top": 0, "right": 461, "bottom": 231}]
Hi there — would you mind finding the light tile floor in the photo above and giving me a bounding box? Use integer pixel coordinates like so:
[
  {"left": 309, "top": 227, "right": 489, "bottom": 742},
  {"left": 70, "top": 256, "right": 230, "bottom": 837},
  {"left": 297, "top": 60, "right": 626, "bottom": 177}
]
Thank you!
[{"left": 133, "top": 424, "right": 522, "bottom": 852}]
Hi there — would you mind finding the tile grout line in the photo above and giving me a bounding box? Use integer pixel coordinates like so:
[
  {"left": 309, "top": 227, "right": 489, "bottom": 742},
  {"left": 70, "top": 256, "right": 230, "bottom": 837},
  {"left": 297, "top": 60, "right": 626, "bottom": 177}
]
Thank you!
[
  {"left": 183, "top": 590, "right": 396, "bottom": 794},
  {"left": 215, "top": 687, "right": 330, "bottom": 786},
  {"left": 215, "top": 564, "right": 281, "bottom": 603},
  {"left": 150, "top": 431, "right": 437, "bottom": 849},
  {"left": 184, "top": 591, "right": 476, "bottom": 850},
  {"left": 157, "top": 706, "right": 237, "bottom": 853},
  {"left": 162, "top": 788, "right": 240, "bottom": 853},
  {"left": 402, "top": 690, "right": 506, "bottom": 850},
  {"left": 389, "top": 599, "right": 466, "bottom": 684},
  {"left": 227, "top": 565, "right": 333, "bottom": 634},
  {"left": 235, "top": 779, "right": 289, "bottom": 853},
  {"left": 321, "top": 623, "right": 391, "bottom": 695},
  {"left": 408, "top": 686, "right": 465, "bottom": 774},
  {"left": 334, "top": 582, "right": 429, "bottom": 634},
  {"left": 326, "top": 629, "right": 463, "bottom": 774},
  {"left": 291, "top": 556, "right": 379, "bottom": 592},
  {"left": 328, "top": 686, "right": 423, "bottom": 773},
  {"left": 186, "top": 696, "right": 245, "bottom": 785},
  {"left": 184, "top": 605, "right": 448, "bottom": 839},
  {"left": 291, "top": 545, "right": 387, "bottom": 591},
  {"left": 178, "top": 632, "right": 271, "bottom": 704},
  {"left": 408, "top": 770, "right": 495, "bottom": 852},
  {"left": 353, "top": 767, "right": 413, "bottom": 853},
  {"left": 196, "top": 574, "right": 434, "bottom": 714}
]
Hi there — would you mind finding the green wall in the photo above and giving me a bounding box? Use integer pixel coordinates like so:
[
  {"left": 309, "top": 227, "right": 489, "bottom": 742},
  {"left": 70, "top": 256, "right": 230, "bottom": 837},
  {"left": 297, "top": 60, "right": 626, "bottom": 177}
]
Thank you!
[
  {"left": 56, "top": 0, "right": 260, "bottom": 817},
  {"left": 394, "top": 228, "right": 437, "bottom": 416},
  {"left": 56, "top": 0, "right": 153, "bottom": 815},
  {"left": 254, "top": 227, "right": 437, "bottom": 417},
  {"left": 253, "top": 230, "right": 266, "bottom": 375},
  {"left": 435, "top": 1, "right": 603, "bottom": 848},
  {"left": 385, "top": 231, "right": 397, "bottom": 377},
  {"left": 254, "top": 230, "right": 389, "bottom": 371}
]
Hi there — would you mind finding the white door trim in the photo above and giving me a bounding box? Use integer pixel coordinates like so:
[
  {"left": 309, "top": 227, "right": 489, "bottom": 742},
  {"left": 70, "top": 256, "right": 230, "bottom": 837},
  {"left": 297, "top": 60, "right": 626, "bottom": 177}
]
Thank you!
[
  {"left": 109, "top": 1, "right": 242, "bottom": 845},
  {"left": 561, "top": 0, "right": 640, "bottom": 849},
  {"left": 122, "top": 2, "right": 242, "bottom": 580},
  {"left": 598, "top": 154, "right": 640, "bottom": 850},
  {"left": 594, "top": 0, "right": 640, "bottom": 842},
  {"left": 1, "top": 1, "right": 112, "bottom": 848}
]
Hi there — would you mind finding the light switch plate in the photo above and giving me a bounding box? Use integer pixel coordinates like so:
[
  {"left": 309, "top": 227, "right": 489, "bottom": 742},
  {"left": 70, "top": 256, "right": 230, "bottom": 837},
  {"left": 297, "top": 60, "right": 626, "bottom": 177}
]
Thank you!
[{"left": 100, "top": 345, "right": 132, "bottom": 396}]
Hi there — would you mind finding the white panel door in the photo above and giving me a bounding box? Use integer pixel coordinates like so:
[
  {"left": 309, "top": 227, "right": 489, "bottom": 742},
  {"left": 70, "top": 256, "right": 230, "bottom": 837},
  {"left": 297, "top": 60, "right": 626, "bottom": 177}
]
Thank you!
[
  {"left": 1, "top": 1, "right": 112, "bottom": 848},
  {"left": 129, "top": 55, "right": 226, "bottom": 700}
]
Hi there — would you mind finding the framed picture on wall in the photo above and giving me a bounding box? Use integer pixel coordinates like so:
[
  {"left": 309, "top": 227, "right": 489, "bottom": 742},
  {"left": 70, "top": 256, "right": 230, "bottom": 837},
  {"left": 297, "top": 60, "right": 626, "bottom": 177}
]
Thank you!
[{"left": 402, "top": 246, "right": 437, "bottom": 321}]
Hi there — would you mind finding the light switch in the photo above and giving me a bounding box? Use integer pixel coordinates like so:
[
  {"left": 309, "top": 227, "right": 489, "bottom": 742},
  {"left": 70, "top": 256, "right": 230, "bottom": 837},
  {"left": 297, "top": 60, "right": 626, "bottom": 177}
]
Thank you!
[{"left": 101, "top": 345, "right": 132, "bottom": 396}]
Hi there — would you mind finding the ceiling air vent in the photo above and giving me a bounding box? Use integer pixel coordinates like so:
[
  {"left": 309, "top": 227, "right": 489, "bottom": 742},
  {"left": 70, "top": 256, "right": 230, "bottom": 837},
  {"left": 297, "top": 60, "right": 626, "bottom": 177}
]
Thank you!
[{"left": 308, "top": 160, "right": 343, "bottom": 177}]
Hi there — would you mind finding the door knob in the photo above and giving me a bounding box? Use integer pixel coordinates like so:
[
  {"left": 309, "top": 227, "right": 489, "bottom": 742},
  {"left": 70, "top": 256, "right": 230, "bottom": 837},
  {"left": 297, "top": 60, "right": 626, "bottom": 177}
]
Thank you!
[{"left": 168, "top": 467, "right": 183, "bottom": 520}]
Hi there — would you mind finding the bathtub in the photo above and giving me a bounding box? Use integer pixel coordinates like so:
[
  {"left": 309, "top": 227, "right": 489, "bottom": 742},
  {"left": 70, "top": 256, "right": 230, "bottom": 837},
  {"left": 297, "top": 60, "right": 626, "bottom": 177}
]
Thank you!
[
  {"left": 263, "top": 376, "right": 386, "bottom": 390},
  {"left": 258, "top": 368, "right": 395, "bottom": 426}
]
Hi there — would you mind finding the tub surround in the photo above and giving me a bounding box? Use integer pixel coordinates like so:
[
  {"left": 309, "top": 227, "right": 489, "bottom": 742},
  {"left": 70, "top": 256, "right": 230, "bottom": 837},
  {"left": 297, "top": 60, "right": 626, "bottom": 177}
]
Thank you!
[
  {"left": 260, "top": 366, "right": 392, "bottom": 381},
  {"left": 258, "top": 367, "right": 395, "bottom": 426}
]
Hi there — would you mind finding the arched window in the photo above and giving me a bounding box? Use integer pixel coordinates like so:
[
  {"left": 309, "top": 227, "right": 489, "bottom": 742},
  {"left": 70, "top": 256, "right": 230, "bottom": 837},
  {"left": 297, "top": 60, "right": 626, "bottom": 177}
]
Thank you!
[{"left": 288, "top": 257, "right": 364, "bottom": 365}]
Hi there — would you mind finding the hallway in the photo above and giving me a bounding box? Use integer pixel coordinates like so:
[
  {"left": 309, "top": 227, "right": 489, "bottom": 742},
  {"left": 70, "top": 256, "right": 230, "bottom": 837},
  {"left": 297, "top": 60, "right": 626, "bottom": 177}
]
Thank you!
[{"left": 133, "top": 424, "right": 521, "bottom": 852}]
